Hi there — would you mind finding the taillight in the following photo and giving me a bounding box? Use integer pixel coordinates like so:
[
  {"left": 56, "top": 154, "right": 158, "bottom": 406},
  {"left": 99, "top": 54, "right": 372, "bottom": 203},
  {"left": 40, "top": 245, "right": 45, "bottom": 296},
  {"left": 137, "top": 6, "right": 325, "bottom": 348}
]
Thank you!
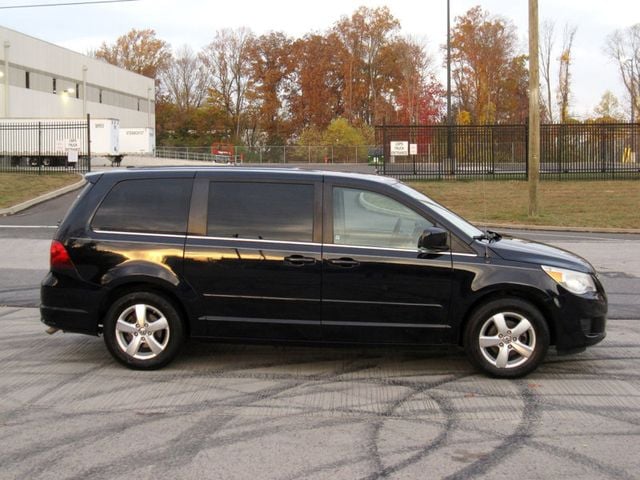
[{"left": 50, "top": 240, "right": 74, "bottom": 270}]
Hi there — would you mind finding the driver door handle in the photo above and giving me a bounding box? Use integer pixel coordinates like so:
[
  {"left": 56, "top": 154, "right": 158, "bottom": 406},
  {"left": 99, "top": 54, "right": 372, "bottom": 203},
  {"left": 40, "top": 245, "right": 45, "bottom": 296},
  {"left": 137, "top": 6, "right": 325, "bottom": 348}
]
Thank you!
[{"left": 327, "top": 257, "right": 360, "bottom": 268}]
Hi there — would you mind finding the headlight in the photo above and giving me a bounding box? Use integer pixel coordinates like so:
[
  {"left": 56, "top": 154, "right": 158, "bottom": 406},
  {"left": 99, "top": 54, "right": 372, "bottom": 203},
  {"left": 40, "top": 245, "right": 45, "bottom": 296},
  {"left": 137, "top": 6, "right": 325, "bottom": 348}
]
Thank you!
[{"left": 542, "top": 265, "right": 596, "bottom": 295}]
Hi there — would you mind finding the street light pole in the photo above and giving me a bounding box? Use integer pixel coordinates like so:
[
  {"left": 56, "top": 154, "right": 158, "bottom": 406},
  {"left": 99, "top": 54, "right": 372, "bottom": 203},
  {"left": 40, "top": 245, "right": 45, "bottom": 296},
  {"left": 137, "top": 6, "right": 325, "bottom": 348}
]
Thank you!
[
  {"left": 147, "top": 86, "right": 152, "bottom": 129},
  {"left": 3, "top": 41, "right": 10, "bottom": 117},
  {"left": 82, "top": 65, "right": 87, "bottom": 117},
  {"left": 528, "top": 0, "right": 540, "bottom": 217}
]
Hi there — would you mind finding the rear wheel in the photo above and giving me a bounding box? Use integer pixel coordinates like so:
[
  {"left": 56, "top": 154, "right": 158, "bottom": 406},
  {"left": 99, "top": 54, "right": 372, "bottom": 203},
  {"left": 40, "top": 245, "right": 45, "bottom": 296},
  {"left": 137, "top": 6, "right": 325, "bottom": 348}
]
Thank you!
[
  {"left": 103, "top": 291, "right": 184, "bottom": 370},
  {"left": 464, "top": 298, "right": 549, "bottom": 378}
]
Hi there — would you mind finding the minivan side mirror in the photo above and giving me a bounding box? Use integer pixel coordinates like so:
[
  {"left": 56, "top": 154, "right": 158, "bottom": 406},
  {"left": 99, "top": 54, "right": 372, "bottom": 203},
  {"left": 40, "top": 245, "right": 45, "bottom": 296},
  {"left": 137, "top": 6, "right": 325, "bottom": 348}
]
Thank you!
[{"left": 418, "top": 227, "right": 449, "bottom": 251}]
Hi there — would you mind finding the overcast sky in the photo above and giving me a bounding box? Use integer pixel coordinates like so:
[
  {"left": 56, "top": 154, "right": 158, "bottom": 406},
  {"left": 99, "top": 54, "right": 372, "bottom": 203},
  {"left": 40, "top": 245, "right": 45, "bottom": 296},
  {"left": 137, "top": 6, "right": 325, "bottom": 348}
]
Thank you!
[{"left": 1, "top": 0, "right": 639, "bottom": 119}]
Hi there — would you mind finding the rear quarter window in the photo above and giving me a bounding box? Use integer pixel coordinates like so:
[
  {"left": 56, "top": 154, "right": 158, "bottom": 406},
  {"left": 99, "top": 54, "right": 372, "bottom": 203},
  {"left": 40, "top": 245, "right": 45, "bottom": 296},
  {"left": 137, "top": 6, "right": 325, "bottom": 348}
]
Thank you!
[{"left": 92, "top": 178, "right": 192, "bottom": 234}]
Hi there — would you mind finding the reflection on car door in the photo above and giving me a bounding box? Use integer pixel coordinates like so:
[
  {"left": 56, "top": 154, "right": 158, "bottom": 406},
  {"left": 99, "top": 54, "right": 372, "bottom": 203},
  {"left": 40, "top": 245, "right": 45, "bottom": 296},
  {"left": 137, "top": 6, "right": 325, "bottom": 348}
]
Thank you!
[
  {"left": 321, "top": 184, "right": 453, "bottom": 345},
  {"left": 183, "top": 175, "right": 323, "bottom": 341}
]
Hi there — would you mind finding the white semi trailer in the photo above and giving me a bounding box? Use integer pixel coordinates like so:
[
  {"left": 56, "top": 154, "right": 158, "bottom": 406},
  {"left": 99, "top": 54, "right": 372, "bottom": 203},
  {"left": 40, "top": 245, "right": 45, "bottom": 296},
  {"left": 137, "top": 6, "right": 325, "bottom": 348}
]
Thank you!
[
  {"left": 119, "top": 128, "right": 155, "bottom": 156},
  {"left": 0, "top": 118, "right": 120, "bottom": 167}
]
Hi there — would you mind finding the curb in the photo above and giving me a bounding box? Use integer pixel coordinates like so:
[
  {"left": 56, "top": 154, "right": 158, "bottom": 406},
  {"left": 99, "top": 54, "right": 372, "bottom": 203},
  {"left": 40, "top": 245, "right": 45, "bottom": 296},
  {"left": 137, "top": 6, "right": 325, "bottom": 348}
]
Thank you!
[
  {"left": 470, "top": 221, "right": 640, "bottom": 235},
  {"left": 0, "top": 177, "right": 86, "bottom": 217}
]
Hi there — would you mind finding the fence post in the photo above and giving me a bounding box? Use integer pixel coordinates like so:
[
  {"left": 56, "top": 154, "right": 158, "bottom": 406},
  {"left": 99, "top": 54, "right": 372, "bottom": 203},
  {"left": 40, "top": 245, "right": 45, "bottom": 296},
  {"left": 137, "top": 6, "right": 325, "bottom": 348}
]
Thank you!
[
  {"left": 86, "top": 114, "right": 91, "bottom": 173},
  {"left": 38, "top": 121, "right": 42, "bottom": 175},
  {"left": 490, "top": 126, "right": 495, "bottom": 176},
  {"left": 525, "top": 123, "right": 529, "bottom": 179},
  {"left": 382, "top": 123, "right": 387, "bottom": 175}
]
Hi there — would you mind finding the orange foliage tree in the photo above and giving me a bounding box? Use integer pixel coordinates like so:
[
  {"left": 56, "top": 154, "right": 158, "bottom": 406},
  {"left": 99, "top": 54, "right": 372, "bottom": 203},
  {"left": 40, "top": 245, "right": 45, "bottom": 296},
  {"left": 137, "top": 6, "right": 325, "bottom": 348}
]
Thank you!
[{"left": 449, "top": 6, "right": 528, "bottom": 124}]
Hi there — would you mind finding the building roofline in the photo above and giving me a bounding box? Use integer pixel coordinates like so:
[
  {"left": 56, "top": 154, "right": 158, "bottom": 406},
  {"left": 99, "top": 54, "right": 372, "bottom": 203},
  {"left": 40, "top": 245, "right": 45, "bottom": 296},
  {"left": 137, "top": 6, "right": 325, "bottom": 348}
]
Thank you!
[{"left": 0, "top": 24, "right": 154, "bottom": 83}]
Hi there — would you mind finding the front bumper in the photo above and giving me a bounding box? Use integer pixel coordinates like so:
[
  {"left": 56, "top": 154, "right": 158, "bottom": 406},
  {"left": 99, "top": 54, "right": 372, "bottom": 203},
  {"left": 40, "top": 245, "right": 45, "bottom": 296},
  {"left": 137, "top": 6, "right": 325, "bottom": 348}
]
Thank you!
[{"left": 551, "top": 287, "right": 607, "bottom": 354}]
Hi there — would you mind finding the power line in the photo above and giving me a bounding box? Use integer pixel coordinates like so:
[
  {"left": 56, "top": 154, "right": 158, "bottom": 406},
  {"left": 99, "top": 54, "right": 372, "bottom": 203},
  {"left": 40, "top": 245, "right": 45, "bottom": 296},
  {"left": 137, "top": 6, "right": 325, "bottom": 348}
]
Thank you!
[{"left": 0, "top": 0, "right": 138, "bottom": 9}]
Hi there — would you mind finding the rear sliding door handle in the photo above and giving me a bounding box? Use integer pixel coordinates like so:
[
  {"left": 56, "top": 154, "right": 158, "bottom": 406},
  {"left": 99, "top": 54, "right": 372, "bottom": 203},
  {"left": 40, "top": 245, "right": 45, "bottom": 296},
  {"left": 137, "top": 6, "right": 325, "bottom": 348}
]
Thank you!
[
  {"left": 284, "top": 255, "right": 317, "bottom": 266},
  {"left": 327, "top": 257, "right": 360, "bottom": 268}
]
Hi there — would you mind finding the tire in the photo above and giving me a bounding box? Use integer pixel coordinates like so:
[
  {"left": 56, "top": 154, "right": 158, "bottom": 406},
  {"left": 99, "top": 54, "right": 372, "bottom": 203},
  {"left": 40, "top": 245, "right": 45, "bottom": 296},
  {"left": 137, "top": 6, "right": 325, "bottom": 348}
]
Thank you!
[
  {"left": 464, "top": 298, "right": 550, "bottom": 378},
  {"left": 103, "top": 291, "right": 184, "bottom": 370}
]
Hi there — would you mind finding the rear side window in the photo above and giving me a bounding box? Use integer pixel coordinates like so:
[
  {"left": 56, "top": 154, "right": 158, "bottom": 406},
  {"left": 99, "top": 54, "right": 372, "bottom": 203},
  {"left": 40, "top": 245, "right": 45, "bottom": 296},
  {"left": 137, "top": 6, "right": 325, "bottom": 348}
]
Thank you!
[
  {"left": 92, "top": 178, "right": 192, "bottom": 234},
  {"left": 207, "top": 181, "right": 313, "bottom": 242}
]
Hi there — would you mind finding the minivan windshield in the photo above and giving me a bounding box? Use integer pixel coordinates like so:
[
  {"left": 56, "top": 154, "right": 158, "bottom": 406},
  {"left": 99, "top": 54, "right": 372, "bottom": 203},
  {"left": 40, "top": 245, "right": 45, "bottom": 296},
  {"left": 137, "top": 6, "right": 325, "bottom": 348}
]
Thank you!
[{"left": 392, "top": 182, "right": 484, "bottom": 240}]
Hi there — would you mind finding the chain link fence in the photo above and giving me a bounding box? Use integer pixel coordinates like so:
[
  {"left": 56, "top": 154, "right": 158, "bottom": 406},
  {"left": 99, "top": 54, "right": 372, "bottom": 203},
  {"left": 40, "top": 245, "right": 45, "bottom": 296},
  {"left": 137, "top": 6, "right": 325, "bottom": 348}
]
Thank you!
[{"left": 156, "top": 145, "right": 379, "bottom": 165}]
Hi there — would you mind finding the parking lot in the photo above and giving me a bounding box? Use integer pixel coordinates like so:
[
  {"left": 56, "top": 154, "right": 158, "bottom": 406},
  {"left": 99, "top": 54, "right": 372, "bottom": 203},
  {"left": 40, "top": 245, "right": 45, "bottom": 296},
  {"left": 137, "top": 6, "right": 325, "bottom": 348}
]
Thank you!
[{"left": 1, "top": 190, "right": 639, "bottom": 479}]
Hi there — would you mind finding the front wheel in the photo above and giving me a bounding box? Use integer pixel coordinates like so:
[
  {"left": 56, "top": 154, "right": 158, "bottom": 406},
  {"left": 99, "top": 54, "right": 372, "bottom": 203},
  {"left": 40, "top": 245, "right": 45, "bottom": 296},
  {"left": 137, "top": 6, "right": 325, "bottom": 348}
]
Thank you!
[
  {"left": 464, "top": 298, "right": 550, "bottom": 378},
  {"left": 103, "top": 291, "right": 184, "bottom": 370}
]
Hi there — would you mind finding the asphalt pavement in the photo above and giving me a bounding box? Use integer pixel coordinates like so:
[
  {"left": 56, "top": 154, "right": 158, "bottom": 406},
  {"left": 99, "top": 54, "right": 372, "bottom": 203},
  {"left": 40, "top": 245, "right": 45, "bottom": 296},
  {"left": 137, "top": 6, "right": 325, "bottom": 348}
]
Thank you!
[{"left": 0, "top": 306, "right": 639, "bottom": 479}]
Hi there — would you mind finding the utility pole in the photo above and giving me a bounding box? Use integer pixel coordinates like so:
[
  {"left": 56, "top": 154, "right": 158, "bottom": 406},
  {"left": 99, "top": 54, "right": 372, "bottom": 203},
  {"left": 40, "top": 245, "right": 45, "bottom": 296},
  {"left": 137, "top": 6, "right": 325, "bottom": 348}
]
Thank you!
[
  {"left": 528, "top": 0, "right": 540, "bottom": 217},
  {"left": 446, "top": 0, "right": 453, "bottom": 174}
]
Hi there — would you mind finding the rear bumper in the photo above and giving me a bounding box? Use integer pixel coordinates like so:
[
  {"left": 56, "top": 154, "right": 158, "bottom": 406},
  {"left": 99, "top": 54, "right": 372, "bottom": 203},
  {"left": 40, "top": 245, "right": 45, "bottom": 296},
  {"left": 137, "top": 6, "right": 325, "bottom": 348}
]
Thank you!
[{"left": 40, "top": 272, "right": 101, "bottom": 335}]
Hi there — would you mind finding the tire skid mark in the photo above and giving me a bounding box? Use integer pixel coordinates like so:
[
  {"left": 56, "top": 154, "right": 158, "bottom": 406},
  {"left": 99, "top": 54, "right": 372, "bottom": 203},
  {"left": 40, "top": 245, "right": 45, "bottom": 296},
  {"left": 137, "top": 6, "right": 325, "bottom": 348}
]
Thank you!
[
  {"left": 359, "top": 374, "right": 471, "bottom": 480},
  {"left": 24, "top": 379, "right": 304, "bottom": 480},
  {"left": 365, "top": 392, "right": 457, "bottom": 480},
  {"left": 0, "top": 360, "right": 112, "bottom": 419},
  {"left": 61, "top": 356, "right": 382, "bottom": 479},
  {"left": 443, "top": 383, "right": 539, "bottom": 480},
  {"left": 0, "top": 307, "right": 20, "bottom": 318},
  {"left": 0, "top": 286, "right": 38, "bottom": 294},
  {"left": 455, "top": 414, "right": 637, "bottom": 480}
]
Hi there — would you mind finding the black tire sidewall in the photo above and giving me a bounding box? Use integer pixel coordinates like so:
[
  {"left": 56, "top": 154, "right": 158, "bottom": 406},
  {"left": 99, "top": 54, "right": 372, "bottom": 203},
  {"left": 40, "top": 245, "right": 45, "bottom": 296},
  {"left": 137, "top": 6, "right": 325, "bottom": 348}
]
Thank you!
[
  {"left": 464, "top": 298, "right": 550, "bottom": 378},
  {"left": 103, "top": 291, "right": 184, "bottom": 370}
]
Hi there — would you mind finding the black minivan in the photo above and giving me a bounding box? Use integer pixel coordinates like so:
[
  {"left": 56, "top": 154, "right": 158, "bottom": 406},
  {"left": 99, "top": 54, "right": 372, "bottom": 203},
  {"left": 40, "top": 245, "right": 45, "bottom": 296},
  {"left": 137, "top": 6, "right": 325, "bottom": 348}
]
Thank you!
[{"left": 41, "top": 168, "right": 607, "bottom": 377}]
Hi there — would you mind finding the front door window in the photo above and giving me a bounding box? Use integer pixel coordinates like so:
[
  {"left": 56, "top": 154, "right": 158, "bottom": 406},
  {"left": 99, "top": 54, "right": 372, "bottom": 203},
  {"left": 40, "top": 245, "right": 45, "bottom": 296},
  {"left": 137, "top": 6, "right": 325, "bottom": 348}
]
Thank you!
[{"left": 332, "top": 187, "right": 434, "bottom": 250}]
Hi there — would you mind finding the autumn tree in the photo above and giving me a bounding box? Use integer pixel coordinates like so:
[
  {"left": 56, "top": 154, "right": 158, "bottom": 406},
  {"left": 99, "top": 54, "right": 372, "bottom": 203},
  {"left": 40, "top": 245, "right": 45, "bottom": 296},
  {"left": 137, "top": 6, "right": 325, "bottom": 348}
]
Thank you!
[
  {"left": 591, "top": 90, "right": 624, "bottom": 122},
  {"left": 201, "top": 28, "right": 255, "bottom": 142},
  {"left": 299, "top": 117, "right": 372, "bottom": 145},
  {"left": 247, "top": 32, "right": 294, "bottom": 144},
  {"left": 605, "top": 24, "right": 640, "bottom": 122},
  {"left": 382, "top": 37, "right": 444, "bottom": 124},
  {"left": 287, "top": 33, "right": 345, "bottom": 130},
  {"left": 333, "top": 6, "right": 400, "bottom": 125},
  {"left": 449, "top": 6, "right": 526, "bottom": 124},
  {"left": 162, "top": 45, "right": 208, "bottom": 112},
  {"left": 539, "top": 20, "right": 555, "bottom": 122},
  {"left": 95, "top": 28, "right": 171, "bottom": 80},
  {"left": 557, "top": 25, "right": 577, "bottom": 123}
]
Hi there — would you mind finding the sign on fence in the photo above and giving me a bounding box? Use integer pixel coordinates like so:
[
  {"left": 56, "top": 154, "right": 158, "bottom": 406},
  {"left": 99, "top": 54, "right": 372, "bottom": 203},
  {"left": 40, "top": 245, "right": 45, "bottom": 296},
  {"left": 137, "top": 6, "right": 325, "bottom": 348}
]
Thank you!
[{"left": 390, "top": 141, "right": 409, "bottom": 156}]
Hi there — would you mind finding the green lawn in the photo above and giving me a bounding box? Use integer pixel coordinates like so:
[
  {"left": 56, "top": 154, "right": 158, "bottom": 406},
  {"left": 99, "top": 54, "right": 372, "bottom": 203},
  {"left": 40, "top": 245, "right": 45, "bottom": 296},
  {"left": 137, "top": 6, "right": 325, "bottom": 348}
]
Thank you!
[
  {"left": 0, "top": 173, "right": 82, "bottom": 209},
  {"left": 408, "top": 180, "right": 640, "bottom": 229},
  {"left": 1, "top": 173, "right": 638, "bottom": 229}
]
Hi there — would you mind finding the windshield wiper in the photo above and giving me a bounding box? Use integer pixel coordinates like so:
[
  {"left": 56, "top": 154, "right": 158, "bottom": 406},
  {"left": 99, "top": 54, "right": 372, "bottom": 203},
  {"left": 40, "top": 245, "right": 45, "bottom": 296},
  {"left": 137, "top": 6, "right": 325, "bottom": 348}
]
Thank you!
[{"left": 473, "top": 230, "right": 502, "bottom": 242}]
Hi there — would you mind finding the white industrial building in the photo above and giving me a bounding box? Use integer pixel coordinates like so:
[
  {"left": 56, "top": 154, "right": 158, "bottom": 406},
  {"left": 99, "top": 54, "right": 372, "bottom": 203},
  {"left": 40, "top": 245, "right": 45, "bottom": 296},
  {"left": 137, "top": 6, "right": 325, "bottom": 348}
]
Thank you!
[{"left": 0, "top": 25, "right": 154, "bottom": 128}]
